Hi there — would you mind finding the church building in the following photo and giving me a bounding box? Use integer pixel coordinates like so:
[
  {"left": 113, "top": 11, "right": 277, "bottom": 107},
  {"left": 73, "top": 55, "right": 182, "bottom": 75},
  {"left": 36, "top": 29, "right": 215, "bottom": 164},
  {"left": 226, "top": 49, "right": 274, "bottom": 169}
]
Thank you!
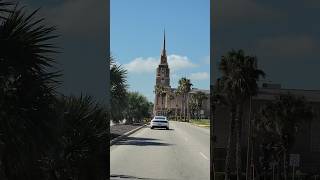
[{"left": 153, "top": 32, "right": 210, "bottom": 119}]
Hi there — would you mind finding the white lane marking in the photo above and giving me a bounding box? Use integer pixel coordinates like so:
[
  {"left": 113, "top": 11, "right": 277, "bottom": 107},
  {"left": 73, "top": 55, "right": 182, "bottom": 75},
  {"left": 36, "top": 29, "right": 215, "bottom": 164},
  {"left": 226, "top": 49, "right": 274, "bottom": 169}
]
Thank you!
[{"left": 199, "top": 152, "right": 209, "bottom": 161}]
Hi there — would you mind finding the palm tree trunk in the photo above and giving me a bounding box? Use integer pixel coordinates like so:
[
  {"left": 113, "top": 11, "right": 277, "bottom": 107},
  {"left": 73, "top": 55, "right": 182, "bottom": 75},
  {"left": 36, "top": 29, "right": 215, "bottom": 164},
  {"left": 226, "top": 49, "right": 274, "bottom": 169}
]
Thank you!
[
  {"left": 175, "top": 107, "right": 177, "bottom": 121},
  {"left": 249, "top": 113, "right": 256, "bottom": 180},
  {"left": 235, "top": 104, "right": 243, "bottom": 180},
  {"left": 187, "top": 93, "right": 189, "bottom": 122},
  {"left": 283, "top": 149, "right": 287, "bottom": 180},
  {"left": 183, "top": 94, "right": 186, "bottom": 122},
  {"left": 210, "top": 86, "right": 216, "bottom": 180},
  {"left": 225, "top": 105, "right": 236, "bottom": 180},
  {"left": 246, "top": 97, "right": 252, "bottom": 180},
  {"left": 180, "top": 95, "right": 183, "bottom": 121},
  {"left": 277, "top": 160, "right": 281, "bottom": 180},
  {"left": 175, "top": 98, "right": 178, "bottom": 120}
]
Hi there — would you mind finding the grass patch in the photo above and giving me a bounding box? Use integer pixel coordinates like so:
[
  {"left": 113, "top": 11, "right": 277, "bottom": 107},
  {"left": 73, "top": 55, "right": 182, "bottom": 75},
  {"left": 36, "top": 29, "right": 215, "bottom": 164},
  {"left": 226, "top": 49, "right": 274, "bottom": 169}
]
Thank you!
[{"left": 190, "top": 119, "right": 210, "bottom": 127}]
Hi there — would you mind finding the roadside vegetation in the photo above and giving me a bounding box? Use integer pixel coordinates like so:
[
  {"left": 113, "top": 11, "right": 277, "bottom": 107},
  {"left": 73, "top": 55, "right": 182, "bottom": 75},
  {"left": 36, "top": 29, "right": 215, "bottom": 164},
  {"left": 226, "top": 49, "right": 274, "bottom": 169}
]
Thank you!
[
  {"left": 211, "top": 49, "right": 315, "bottom": 180},
  {"left": 110, "top": 57, "right": 153, "bottom": 124},
  {"left": 0, "top": 2, "right": 111, "bottom": 179},
  {"left": 189, "top": 119, "right": 210, "bottom": 127},
  {"left": 0, "top": 1, "right": 152, "bottom": 179}
]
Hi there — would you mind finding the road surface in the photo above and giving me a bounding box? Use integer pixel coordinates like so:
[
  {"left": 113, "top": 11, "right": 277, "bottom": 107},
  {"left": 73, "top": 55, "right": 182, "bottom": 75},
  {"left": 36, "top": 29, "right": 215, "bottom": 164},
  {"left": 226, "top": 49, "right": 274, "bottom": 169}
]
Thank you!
[{"left": 110, "top": 121, "right": 210, "bottom": 180}]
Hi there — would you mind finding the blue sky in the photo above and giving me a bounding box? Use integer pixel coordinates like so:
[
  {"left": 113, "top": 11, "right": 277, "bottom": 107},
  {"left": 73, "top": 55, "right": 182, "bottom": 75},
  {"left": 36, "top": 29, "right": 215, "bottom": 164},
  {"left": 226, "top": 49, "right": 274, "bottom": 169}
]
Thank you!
[{"left": 111, "top": 0, "right": 210, "bottom": 102}]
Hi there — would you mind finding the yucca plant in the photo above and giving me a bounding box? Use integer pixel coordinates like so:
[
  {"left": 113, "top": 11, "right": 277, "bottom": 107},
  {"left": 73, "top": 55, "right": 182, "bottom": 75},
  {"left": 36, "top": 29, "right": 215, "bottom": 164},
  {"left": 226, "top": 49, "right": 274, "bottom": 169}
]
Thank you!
[
  {"left": 0, "top": 0, "right": 13, "bottom": 19},
  {"left": 0, "top": 2, "right": 60, "bottom": 179},
  {"left": 43, "top": 95, "right": 108, "bottom": 180}
]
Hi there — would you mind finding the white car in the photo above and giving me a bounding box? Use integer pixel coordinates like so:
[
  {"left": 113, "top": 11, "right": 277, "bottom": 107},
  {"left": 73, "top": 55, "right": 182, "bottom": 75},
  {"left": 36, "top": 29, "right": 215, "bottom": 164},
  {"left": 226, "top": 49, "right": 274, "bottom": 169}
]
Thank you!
[{"left": 150, "top": 116, "right": 169, "bottom": 130}]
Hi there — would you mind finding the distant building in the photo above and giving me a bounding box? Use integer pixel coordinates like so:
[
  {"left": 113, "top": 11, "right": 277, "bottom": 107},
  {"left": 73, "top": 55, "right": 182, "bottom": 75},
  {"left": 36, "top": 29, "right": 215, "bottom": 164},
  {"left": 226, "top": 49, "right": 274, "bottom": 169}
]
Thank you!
[
  {"left": 153, "top": 32, "right": 210, "bottom": 118},
  {"left": 214, "top": 82, "right": 320, "bottom": 174}
]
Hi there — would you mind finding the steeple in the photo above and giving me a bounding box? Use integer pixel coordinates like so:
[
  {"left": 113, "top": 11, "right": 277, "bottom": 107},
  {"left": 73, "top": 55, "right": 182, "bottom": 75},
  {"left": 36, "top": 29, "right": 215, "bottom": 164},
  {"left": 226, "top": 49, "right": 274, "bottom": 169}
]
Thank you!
[
  {"left": 161, "top": 30, "right": 166, "bottom": 57},
  {"left": 160, "top": 30, "right": 167, "bottom": 65}
]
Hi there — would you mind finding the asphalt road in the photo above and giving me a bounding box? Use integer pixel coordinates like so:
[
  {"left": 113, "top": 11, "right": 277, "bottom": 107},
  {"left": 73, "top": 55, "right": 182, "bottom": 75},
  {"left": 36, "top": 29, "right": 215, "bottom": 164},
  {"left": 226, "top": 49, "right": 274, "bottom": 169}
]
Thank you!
[{"left": 110, "top": 121, "right": 210, "bottom": 180}]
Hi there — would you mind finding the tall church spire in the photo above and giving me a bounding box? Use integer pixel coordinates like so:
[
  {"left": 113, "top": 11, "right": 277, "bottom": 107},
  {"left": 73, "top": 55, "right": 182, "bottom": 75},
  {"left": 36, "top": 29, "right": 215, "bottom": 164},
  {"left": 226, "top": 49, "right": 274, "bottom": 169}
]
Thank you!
[
  {"left": 161, "top": 29, "right": 166, "bottom": 57},
  {"left": 163, "top": 29, "right": 166, "bottom": 51}
]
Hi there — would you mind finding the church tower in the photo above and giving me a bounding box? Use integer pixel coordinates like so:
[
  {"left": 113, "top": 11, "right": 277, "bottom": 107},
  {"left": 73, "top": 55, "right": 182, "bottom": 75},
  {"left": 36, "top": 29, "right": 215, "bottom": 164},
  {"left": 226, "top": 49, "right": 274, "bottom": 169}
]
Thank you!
[
  {"left": 154, "top": 31, "right": 171, "bottom": 115},
  {"left": 156, "top": 31, "right": 170, "bottom": 86}
]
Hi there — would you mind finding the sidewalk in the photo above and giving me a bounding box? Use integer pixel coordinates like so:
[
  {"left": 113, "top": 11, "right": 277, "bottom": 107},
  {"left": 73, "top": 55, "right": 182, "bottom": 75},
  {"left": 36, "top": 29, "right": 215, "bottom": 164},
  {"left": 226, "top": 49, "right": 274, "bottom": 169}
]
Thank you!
[{"left": 110, "top": 124, "right": 143, "bottom": 140}]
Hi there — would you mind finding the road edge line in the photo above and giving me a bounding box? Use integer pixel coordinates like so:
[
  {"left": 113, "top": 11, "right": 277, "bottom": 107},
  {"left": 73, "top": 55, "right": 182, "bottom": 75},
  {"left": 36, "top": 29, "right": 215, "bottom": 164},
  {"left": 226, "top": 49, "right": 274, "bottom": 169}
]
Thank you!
[{"left": 110, "top": 124, "right": 147, "bottom": 146}]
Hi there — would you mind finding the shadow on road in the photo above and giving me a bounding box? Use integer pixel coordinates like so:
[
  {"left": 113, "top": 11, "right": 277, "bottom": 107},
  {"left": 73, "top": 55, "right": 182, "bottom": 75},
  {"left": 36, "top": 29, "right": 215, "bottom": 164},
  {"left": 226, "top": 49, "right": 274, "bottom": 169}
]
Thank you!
[
  {"left": 150, "top": 128, "right": 174, "bottom": 131},
  {"left": 114, "top": 136, "right": 173, "bottom": 146},
  {"left": 110, "top": 174, "right": 176, "bottom": 180}
]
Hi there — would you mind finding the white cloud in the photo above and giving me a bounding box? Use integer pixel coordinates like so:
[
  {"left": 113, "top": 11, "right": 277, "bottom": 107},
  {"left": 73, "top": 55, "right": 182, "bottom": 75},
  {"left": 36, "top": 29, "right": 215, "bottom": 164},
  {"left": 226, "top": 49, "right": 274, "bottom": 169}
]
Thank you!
[
  {"left": 167, "top": 54, "right": 197, "bottom": 71},
  {"left": 189, "top": 72, "right": 209, "bottom": 81},
  {"left": 124, "top": 54, "right": 197, "bottom": 74},
  {"left": 123, "top": 57, "right": 158, "bottom": 73}
]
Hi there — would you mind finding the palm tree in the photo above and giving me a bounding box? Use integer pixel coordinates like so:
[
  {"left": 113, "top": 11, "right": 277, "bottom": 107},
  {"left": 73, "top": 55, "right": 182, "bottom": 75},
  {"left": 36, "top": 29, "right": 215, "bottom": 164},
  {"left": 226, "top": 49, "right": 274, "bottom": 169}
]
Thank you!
[
  {"left": 188, "top": 97, "right": 198, "bottom": 119},
  {"left": 167, "top": 93, "right": 175, "bottom": 118},
  {"left": 155, "top": 85, "right": 167, "bottom": 115},
  {"left": 191, "top": 91, "right": 208, "bottom": 120},
  {"left": 0, "top": 3, "right": 61, "bottom": 179},
  {"left": 175, "top": 87, "right": 183, "bottom": 120},
  {"left": 110, "top": 56, "right": 128, "bottom": 123},
  {"left": 211, "top": 79, "right": 223, "bottom": 180},
  {"left": 257, "top": 93, "right": 313, "bottom": 180},
  {"left": 174, "top": 89, "right": 181, "bottom": 120},
  {"left": 218, "top": 49, "right": 265, "bottom": 180},
  {"left": 177, "top": 77, "right": 192, "bottom": 122}
]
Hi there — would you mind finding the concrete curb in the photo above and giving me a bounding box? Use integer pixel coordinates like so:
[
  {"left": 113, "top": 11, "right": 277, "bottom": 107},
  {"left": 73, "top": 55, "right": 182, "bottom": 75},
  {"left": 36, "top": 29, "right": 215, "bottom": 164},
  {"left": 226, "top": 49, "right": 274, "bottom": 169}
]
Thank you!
[{"left": 110, "top": 124, "right": 147, "bottom": 146}]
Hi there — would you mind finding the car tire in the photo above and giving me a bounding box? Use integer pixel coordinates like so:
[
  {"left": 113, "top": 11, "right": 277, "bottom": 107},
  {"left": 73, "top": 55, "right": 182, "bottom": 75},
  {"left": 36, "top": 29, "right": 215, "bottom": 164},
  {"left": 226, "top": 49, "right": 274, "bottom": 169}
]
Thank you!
[
  {"left": 150, "top": 127, "right": 154, "bottom": 129},
  {"left": 166, "top": 127, "right": 169, "bottom": 130}
]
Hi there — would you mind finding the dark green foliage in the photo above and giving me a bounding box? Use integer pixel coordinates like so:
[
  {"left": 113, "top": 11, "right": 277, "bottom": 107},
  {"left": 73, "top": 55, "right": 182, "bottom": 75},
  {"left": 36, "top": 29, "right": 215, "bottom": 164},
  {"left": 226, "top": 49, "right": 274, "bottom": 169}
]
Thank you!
[
  {"left": 124, "top": 92, "right": 152, "bottom": 124},
  {"left": 0, "top": 0, "right": 13, "bottom": 19},
  {"left": 217, "top": 49, "right": 265, "bottom": 180},
  {"left": 42, "top": 95, "right": 108, "bottom": 180},
  {"left": 0, "top": 3, "right": 109, "bottom": 179},
  {"left": 219, "top": 49, "right": 265, "bottom": 104},
  {"left": 189, "top": 91, "right": 208, "bottom": 119},
  {"left": 110, "top": 56, "right": 128, "bottom": 123},
  {"left": 255, "top": 93, "right": 313, "bottom": 179},
  {"left": 0, "top": 3, "right": 60, "bottom": 179},
  {"left": 177, "top": 77, "right": 192, "bottom": 121}
]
